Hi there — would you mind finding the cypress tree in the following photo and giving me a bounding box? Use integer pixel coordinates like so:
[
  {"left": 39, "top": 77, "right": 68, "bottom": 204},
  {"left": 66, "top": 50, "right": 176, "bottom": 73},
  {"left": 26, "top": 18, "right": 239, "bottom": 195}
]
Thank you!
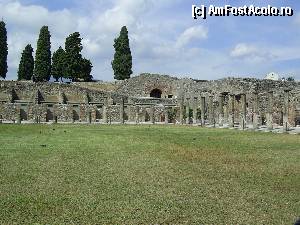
[
  {"left": 64, "top": 32, "right": 82, "bottom": 81},
  {"left": 51, "top": 47, "right": 65, "bottom": 82},
  {"left": 0, "top": 21, "right": 8, "bottom": 79},
  {"left": 34, "top": 26, "right": 51, "bottom": 82},
  {"left": 80, "top": 58, "right": 93, "bottom": 81},
  {"left": 112, "top": 26, "right": 132, "bottom": 80},
  {"left": 17, "top": 44, "right": 34, "bottom": 81}
]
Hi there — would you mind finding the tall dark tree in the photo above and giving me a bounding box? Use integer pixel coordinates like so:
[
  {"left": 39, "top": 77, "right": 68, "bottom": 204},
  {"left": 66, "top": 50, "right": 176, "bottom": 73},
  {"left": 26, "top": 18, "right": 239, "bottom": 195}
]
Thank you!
[
  {"left": 79, "top": 58, "right": 93, "bottom": 81},
  {"left": 0, "top": 21, "right": 8, "bottom": 79},
  {"left": 112, "top": 26, "right": 132, "bottom": 80},
  {"left": 17, "top": 44, "right": 34, "bottom": 81},
  {"left": 34, "top": 26, "right": 51, "bottom": 82},
  {"left": 51, "top": 47, "right": 65, "bottom": 82},
  {"left": 64, "top": 32, "right": 82, "bottom": 81}
]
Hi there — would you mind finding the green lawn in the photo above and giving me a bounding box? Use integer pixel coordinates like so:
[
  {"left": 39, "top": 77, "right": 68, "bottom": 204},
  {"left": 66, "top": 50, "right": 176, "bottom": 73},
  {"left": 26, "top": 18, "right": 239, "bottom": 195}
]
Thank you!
[{"left": 0, "top": 124, "right": 299, "bottom": 224}]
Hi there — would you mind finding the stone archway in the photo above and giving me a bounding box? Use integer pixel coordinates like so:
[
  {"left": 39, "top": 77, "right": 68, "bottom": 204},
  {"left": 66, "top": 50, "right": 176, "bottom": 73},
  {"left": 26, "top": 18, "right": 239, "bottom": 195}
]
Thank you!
[{"left": 150, "top": 89, "right": 162, "bottom": 98}]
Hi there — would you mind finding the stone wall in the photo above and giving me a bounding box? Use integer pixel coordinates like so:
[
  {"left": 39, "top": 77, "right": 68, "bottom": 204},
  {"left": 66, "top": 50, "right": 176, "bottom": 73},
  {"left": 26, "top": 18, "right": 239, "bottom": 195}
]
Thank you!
[{"left": 0, "top": 74, "right": 299, "bottom": 129}]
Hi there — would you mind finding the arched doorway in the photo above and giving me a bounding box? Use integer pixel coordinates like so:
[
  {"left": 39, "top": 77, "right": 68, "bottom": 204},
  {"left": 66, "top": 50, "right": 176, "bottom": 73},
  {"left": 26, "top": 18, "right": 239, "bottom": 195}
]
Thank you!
[{"left": 150, "top": 89, "right": 162, "bottom": 98}]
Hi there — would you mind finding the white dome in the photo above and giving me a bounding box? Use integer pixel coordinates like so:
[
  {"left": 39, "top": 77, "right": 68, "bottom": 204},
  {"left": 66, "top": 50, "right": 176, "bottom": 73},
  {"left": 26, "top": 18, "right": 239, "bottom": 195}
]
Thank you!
[{"left": 265, "top": 72, "right": 280, "bottom": 81}]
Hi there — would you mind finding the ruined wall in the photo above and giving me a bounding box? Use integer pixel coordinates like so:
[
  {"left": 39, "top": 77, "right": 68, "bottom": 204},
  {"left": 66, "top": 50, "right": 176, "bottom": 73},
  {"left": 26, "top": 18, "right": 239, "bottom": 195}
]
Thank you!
[{"left": 0, "top": 74, "right": 299, "bottom": 127}]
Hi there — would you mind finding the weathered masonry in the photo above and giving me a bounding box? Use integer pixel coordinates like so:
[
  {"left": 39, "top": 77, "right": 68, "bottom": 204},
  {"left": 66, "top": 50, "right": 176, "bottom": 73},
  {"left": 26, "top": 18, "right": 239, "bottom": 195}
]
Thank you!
[{"left": 0, "top": 74, "right": 300, "bottom": 132}]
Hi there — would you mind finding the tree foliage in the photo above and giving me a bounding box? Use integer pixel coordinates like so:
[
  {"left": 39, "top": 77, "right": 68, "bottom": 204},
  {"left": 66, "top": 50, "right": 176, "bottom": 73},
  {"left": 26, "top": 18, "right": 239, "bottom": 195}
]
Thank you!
[
  {"left": 34, "top": 26, "right": 51, "bottom": 82},
  {"left": 18, "top": 44, "right": 34, "bottom": 81},
  {"left": 79, "top": 58, "right": 93, "bottom": 81},
  {"left": 64, "top": 32, "right": 93, "bottom": 81},
  {"left": 51, "top": 47, "right": 65, "bottom": 81},
  {"left": 112, "top": 26, "right": 132, "bottom": 80},
  {"left": 0, "top": 21, "right": 8, "bottom": 79},
  {"left": 64, "top": 32, "right": 82, "bottom": 81}
]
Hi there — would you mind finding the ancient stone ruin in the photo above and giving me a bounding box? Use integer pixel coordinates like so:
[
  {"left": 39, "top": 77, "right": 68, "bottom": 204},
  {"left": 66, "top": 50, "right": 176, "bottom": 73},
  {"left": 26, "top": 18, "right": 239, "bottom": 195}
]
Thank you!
[{"left": 0, "top": 73, "right": 299, "bottom": 132}]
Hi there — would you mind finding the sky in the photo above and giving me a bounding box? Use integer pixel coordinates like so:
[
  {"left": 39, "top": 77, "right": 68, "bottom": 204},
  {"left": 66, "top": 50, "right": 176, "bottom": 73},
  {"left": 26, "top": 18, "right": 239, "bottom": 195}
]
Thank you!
[{"left": 1, "top": 0, "right": 300, "bottom": 81}]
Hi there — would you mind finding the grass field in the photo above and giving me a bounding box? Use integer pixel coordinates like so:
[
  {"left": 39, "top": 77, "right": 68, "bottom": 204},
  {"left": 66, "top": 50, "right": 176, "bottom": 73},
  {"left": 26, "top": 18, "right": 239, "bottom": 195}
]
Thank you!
[{"left": 0, "top": 124, "right": 299, "bottom": 224}]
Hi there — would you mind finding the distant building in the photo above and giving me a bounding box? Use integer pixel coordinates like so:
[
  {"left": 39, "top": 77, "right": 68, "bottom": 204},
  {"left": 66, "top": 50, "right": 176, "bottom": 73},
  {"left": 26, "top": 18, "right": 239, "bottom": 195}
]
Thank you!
[{"left": 265, "top": 72, "right": 280, "bottom": 81}]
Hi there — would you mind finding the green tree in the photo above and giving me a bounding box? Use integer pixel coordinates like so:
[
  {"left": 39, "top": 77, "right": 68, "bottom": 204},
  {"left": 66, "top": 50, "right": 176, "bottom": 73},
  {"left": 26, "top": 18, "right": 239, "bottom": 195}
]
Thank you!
[
  {"left": 79, "top": 58, "right": 93, "bottom": 81},
  {"left": 17, "top": 44, "right": 34, "bottom": 81},
  {"left": 287, "top": 76, "right": 295, "bottom": 82},
  {"left": 112, "top": 26, "right": 132, "bottom": 80},
  {"left": 51, "top": 47, "right": 65, "bottom": 82},
  {"left": 64, "top": 32, "right": 82, "bottom": 81},
  {"left": 0, "top": 21, "right": 8, "bottom": 79},
  {"left": 34, "top": 26, "right": 51, "bottom": 82}
]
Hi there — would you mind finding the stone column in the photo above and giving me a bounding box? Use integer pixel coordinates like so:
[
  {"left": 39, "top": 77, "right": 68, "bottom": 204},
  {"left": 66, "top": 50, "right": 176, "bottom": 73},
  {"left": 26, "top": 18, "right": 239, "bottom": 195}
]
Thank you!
[
  {"left": 150, "top": 105, "right": 155, "bottom": 124},
  {"left": 179, "top": 98, "right": 184, "bottom": 125},
  {"left": 135, "top": 105, "right": 140, "bottom": 124},
  {"left": 193, "top": 97, "right": 198, "bottom": 125},
  {"left": 103, "top": 98, "right": 108, "bottom": 124},
  {"left": 200, "top": 96, "right": 205, "bottom": 126},
  {"left": 218, "top": 94, "right": 224, "bottom": 126},
  {"left": 164, "top": 106, "right": 169, "bottom": 124},
  {"left": 87, "top": 111, "right": 92, "bottom": 124},
  {"left": 34, "top": 105, "right": 39, "bottom": 124},
  {"left": 208, "top": 95, "right": 214, "bottom": 125},
  {"left": 267, "top": 91, "right": 273, "bottom": 131},
  {"left": 252, "top": 92, "right": 259, "bottom": 130},
  {"left": 119, "top": 98, "right": 125, "bottom": 124},
  {"left": 186, "top": 98, "right": 190, "bottom": 124},
  {"left": 283, "top": 90, "right": 290, "bottom": 132},
  {"left": 239, "top": 94, "right": 247, "bottom": 130},
  {"left": 128, "top": 98, "right": 134, "bottom": 122},
  {"left": 17, "top": 107, "right": 21, "bottom": 124},
  {"left": 228, "top": 94, "right": 235, "bottom": 127}
]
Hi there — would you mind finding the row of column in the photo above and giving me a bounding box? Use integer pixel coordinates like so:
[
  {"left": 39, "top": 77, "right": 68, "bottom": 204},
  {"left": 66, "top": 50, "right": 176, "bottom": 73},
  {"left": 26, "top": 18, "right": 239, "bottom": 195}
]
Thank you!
[{"left": 180, "top": 89, "right": 292, "bottom": 131}]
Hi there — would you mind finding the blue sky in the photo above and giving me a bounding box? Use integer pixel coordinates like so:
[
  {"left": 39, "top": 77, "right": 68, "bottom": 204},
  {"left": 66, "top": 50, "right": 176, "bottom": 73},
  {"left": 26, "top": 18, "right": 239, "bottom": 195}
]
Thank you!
[{"left": 1, "top": 0, "right": 300, "bottom": 81}]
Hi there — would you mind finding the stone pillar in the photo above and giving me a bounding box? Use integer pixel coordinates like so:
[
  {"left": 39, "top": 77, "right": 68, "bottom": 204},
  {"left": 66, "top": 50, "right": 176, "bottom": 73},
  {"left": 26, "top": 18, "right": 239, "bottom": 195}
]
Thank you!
[
  {"left": 239, "top": 94, "right": 247, "bottom": 130},
  {"left": 252, "top": 92, "right": 259, "bottom": 130},
  {"left": 135, "top": 105, "right": 140, "bottom": 124},
  {"left": 164, "top": 106, "right": 169, "bottom": 124},
  {"left": 200, "top": 96, "right": 205, "bottom": 126},
  {"left": 193, "top": 97, "right": 198, "bottom": 125},
  {"left": 88, "top": 111, "right": 92, "bottom": 124},
  {"left": 103, "top": 98, "right": 108, "bottom": 124},
  {"left": 120, "top": 98, "right": 125, "bottom": 124},
  {"left": 208, "top": 95, "right": 214, "bottom": 125},
  {"left": 150, "top": 105, "right": 155, "bottom": 124},
  {"left": 34, "top": 106, "right": 39, "bottom": 124},
  {"left": 228, "top": 94, "right": 235, "bottom": 127},
  {"left": 283, "top": 90, "right": 290, "bottom": 132},
  {"left": 186, "top": 98, "right": 190, "bottom": 124},
  {"left": 128, "top": 98, "right": 134, "bottom": 122},
  {"left": 267, "top": 91, "right": 273, "bottom": 131},
  {"left": 218, "top": 94, "right": 224, "bottom": 126},
  {"left": 179, "top": 99, "right": 184, "bottom": 125},
  {"left": 84, "top": 91, "right": 89, "bottom": 104},
  {"left": 17, "top": 108, "right": 21, "bottom": 124},
  {"left": 58, "top": 90, "right": 66, "bottom": 104}
]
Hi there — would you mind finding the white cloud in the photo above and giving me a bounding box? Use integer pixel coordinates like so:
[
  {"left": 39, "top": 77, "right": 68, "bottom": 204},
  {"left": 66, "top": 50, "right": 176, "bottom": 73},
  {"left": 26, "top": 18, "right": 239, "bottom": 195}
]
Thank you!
[
  {"left": 0, "top": 0, "right": 299, "bottom": 81},
  {"left": 176, "top": 25, "right": 208, "bottom": 48},
  {"left": 230, "top": 43, "right": 274, "bottom": 63}
]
